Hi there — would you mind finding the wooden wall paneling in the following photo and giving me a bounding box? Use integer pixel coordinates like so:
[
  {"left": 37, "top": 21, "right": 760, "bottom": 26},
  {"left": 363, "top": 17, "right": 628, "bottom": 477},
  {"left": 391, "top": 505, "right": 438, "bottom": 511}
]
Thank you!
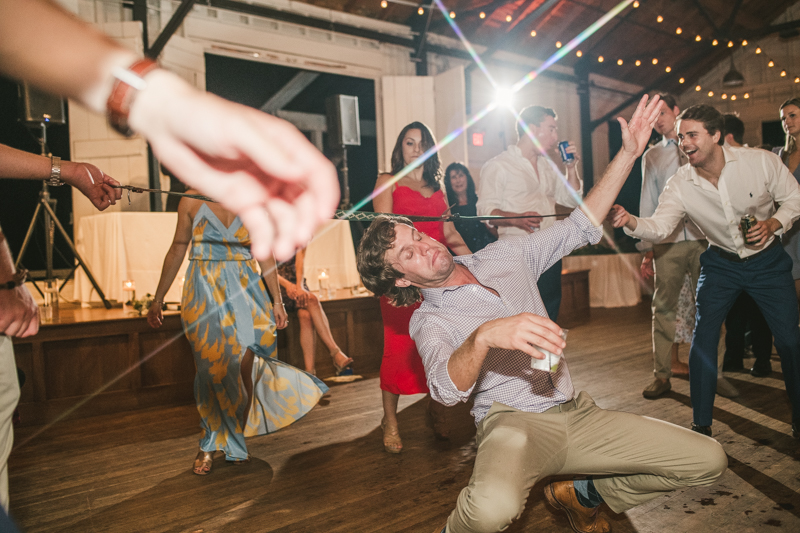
[
  {"left": 43, "top": 335, "right": 131, "bottom": 399},
  {"left": 138, "top": 320, "right": 195, "bottom": 388}
]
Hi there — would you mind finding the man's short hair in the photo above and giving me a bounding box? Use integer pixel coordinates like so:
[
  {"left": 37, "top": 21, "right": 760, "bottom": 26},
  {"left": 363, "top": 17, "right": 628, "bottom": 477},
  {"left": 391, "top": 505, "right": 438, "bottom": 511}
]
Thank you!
[
  {"left": 356, "top": 215, "right": 421, "bottom": 307},
  {"left": 658, "top": 93, "right": 678, "bottom": 112},
  {"left": 517, "top": 105, "right": 557, "bottom": 138},
  {"left": 677, "top": 105, "right": 725, "bottom": 145},
  {"left": 722, "top": 113, "right": 745, "bottom": 145}
]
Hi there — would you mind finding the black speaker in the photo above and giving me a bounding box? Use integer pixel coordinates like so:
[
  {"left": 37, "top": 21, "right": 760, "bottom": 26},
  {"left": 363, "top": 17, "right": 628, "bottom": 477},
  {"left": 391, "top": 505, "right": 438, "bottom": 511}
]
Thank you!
[
  {"left": 326, "top": 94, "right": 360, "bottom": 146},
  {"left": 19, "top": 83, "right": 66, "bottom": 124}
]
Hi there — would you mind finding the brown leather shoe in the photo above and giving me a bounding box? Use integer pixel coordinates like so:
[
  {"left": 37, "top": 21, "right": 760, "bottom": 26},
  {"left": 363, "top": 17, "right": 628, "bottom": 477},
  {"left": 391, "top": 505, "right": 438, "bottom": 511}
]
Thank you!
[{"left": 544, "top": 481, "right": 611, "bottom": 533}]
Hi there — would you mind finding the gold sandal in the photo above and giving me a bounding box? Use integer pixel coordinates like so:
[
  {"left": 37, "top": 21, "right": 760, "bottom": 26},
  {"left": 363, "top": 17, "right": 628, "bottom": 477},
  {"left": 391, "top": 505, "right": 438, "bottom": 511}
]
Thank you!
[
  {"left": 381, "top": 418, "right": 403, "bottom": 454},
  {"left": 332, "top": 351, "right": 354, "bottom": 375},
  {"left": 193, "top": 450, "right": 214, "bottom": 475}
]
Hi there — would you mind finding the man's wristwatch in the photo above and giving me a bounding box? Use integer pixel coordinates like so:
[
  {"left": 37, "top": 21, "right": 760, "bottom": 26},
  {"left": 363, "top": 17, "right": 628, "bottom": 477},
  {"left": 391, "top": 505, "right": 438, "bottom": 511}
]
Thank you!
[
  {"left": 48, "top": 155, "right": 64, "bottom": 187},
  {"left": 0, "top": 269, "right": 28, "bottom": 290}
]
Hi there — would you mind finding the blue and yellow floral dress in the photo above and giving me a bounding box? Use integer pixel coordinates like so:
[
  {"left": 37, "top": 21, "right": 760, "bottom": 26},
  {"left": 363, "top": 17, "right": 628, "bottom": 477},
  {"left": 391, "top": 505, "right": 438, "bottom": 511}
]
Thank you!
[{"left": 181, "top": 204, "right": 328, "bottom": 461}]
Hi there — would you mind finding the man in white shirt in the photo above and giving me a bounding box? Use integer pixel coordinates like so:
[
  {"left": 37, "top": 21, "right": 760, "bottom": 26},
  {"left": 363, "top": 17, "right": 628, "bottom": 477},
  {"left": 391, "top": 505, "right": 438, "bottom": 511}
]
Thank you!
[
  {"left": 637, "top": 94, "right": 709, "bottom": 399},
  {"left": 610, "top": 104, "right": 800, "bottom": 439},
  {"left": 477, "top": 106, "right": 582, "bottom": 321}
]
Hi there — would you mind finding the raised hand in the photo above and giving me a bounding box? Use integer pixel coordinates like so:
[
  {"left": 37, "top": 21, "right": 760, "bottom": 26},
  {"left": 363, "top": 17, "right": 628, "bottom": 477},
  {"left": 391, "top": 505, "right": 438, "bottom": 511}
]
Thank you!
[
  {"left": 618, "top": 94, "right": 662, "bottom": 158},
  {"left": 63, "top": 161, "right": 122, "bottom": 211}
]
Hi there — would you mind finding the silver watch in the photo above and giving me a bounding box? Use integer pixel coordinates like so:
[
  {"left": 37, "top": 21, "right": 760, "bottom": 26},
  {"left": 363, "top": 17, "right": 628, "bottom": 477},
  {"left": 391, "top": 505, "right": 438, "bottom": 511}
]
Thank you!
[{"left": 48, "top": 155, "right": 64, "bottom": 186}]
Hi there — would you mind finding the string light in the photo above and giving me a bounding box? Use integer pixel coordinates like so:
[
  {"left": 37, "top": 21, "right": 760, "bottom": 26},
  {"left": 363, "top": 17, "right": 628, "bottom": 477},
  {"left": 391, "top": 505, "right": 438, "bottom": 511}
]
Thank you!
[
  {"left": 795, "top": 77, "right": 800, "bottom": 83},
  {"left": 657, "top": 15, "right": 663, "bottom": 23},
  {"left": 652, "top": 58, "right": 658, "bottom": 65},
  {"left": 712, "top": 39, "right": 718, "bottom": 46},
  {"left": 708, "top": 91, "right": 714, "bottom": 97},
  {"left": 755, "top": 47, "right": 762, "bottom": 54},
  {"left": 728, "top": 41, "right": 734, "bottom": 47},
  {"left": 598, "top": 55, "right": 604, "bottom": 63},
  {"left": 449, "top": 10, "right": 455, "bottom": 18},
  {"left": 744, "top": 93, "right": 750, "bottom": 99},
  {"left": 418, "top": 7, "right": 424, "bottom": 15},
  {"left": 617, "top": 59, "right": 623, "bottom": 65},
  {"left": 635, "top": 60, "right": 641, "bottom": 66},
  {"left": 633, "top": 1, "right": 639, "bottom": 7},
  {"left": 676, "top": 27, "right": 682, "bottom": 35},
  {"left": 530, "top": 30, "right": 537, "bottom": 37},
  {"left": 781, "top": 69, "right": 787, "bottom": 77},
  {"left": 731, "top": 94, "right": 737, "bottom": 100},
  {"left": 768, "top": 60, "right": 775, "bottom": 67},
  {"left": 576, "top": 50, "right": 582, "bottom": 57},
  {"left": 665, "top": 66, "right": 671, "bottom": 72},
  {"left": 695, "top": 85, "right": 701, "bottom": 91},
  {"left": 506, "top": 15, "right": 512, "bottom": 22},
  {"left": 721, "top": 93, "right": 728, "bottom": 99},
  {"left": 695, "top": 35, "right": 702, "bottom": 42},
  {"left": 479, "top": 11, "right": 485, "bottom": 18},
  {"left": 679, "top": 77, "right": 685, "bottom": 83},
  {"left": 556, "top": 41, "right": 562, "bottom": 48},
  {"left": 380, "top": 0, "right": 387, "bottom": 7},
  {"left": 742, "top": 40, "right": 748, "bottom": 46}
]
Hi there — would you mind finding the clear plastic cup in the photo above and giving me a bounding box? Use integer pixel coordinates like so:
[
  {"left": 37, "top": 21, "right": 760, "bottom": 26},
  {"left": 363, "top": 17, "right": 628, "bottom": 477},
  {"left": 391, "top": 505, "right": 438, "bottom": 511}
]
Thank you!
[{"left": 531, "top": 328, "right": 568, "bottom": 372}]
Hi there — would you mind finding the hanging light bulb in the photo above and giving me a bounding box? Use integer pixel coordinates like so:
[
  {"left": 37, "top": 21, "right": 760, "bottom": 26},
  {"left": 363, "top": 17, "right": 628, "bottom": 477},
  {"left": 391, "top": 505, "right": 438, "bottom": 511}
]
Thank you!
[
  {"left": 617, "top": 59, "right": 623, "bottom": 65},
  {"left": 633, "top": 1, "right": 639, "bottom": 7},
  {"left": 576, "top": 50, "right": 582, "bottom": 57},
  {"left": 598, "top": 56, "right": 604, "bottom": 63},
  {"left": 695, "top": 35, "right": 702, "bottom": 42},
  {"left": 449, "top": 10, "right": 455, "bottom": 18},
  {"left": 721, "top": 93, "right": 728, "bottom": 99},
  {"left": 708, "top": 91, "right": 714, "bottom": 97},
  {"left": 728, "top": 41, "right": 734, "bottom": 47},
  {"left": 635, "top": 60, "right": 641, "bottom": 66},
  {"left": 418, "top": 7, "right": 424, "bottom": 15},
  {"left": 657, "top": 15, "right": 663, "bottom": 23},
  {"left": 731, "top": 94, "right": 737, "bottom": 100},
  {"left": 695, "top": 85, "right": 702, "bottom": 91},
  {"left": 531, "top": 30, "right": 537, "bottom": 37},
  {"left": 744, "top": 93, "right": 750, "bottom": 99},
  {"left": 679, "top": 77, "right": 685, "bottom": 83},
  {"left": 712, "top": 39, "right": 718, "bottom": 46},
  {"left": 380, "top": 0, "right": 387, "bottom": 7},
  {"left": 795, "top": 77, "right": 800, "bottom": 83},
  {"left": 755, "top": 47, "right": 762, "bottom": 54},
  {"left": 652, "top": 58, "right": 658, "bottom": 65},
  {"left": 556, "top": 41, "right": 562, "bottom": 48},
  {"left": 781, "top": 70, "right": 787, "bottom": 77},
  {"left": 676, "top": 27, "right": 682, "bottom": 35},
  {"left": 768, "top": 60, "right": 775, "bottom": 67},
  {"left": 479, "top": 11, "right": 486, "bottom": 19},
  {"left": 506, "top": 15, "right": 512, "bottom": 22},
  {"left": 742, "top": 40, "right": 748, "bottom": 46},
  {"left": 665, "top": 66, "right": 671, "bottom": 72}
]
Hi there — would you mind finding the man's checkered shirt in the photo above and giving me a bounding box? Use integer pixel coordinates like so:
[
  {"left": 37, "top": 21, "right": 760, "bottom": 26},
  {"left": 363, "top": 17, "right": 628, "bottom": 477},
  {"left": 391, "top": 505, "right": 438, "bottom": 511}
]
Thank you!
[{"left": 409, "top": 208, "right": 602, "bottom": 424}]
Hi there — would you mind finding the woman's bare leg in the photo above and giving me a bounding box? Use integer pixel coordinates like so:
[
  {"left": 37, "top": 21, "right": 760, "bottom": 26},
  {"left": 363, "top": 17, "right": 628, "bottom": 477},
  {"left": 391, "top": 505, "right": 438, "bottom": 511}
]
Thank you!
[
  {"left": 305, "top": 292, "right": 352, "bottom": 369},
  {"left": 297, "top": 308, "right": 316, "bottom": 374},
  {"left": 381, "top": 389, "right": 402, "bottom": 453}
]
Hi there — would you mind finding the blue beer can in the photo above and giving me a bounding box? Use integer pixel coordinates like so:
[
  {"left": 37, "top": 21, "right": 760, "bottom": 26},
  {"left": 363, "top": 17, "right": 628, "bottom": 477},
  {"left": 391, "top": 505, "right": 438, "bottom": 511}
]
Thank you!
[{"left": 558, "top": 141, "right": 574, "bottom": 163}]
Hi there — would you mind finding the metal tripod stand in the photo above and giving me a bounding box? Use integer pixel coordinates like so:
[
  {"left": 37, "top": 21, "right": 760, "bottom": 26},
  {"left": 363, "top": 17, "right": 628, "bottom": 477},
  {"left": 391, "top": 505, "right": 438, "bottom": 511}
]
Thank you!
[{"left": 15, "top": 122, "right": 111, "bottom": 309}]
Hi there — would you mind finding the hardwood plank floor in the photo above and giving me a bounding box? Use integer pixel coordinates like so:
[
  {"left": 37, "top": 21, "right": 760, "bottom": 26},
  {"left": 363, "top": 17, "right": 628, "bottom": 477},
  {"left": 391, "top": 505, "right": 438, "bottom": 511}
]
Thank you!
[{"left": 8, "top": 304, "right": 800, "bottom": 532}]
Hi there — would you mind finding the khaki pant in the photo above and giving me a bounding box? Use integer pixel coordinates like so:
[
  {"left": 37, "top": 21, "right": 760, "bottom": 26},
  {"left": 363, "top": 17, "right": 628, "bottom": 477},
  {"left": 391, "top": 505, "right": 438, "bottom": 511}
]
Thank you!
[
  {"left": 446, "top": 392, "right": 727, "bottom": 533},
  {"left": 0, "top": 336, "right": 19, "bottom": 511},
  {"left": 651, "top": 240, "right": 707, "bottom": 379}
]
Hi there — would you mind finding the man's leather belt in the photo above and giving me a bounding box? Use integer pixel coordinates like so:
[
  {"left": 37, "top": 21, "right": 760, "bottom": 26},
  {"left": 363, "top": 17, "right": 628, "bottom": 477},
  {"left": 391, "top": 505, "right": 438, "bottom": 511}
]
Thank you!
[{"left": 708, "top": 238, "right": 780, "bottom": 263}]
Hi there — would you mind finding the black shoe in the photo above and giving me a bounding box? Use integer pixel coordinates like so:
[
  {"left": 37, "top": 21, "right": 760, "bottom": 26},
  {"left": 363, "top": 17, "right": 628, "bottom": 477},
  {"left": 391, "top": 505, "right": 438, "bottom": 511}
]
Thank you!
[
  {"left": 691, "top": 424, "right": 712, "bottom": 436},
  {"left": 750, "top": 359, "right": 772, "bottom": 378}
]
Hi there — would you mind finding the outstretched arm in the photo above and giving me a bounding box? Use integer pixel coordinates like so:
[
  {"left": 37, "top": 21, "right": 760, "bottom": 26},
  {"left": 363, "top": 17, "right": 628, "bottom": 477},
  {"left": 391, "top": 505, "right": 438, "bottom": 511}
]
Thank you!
[{"left": 579, "top": 94, "right": 662, "bottom": 226}]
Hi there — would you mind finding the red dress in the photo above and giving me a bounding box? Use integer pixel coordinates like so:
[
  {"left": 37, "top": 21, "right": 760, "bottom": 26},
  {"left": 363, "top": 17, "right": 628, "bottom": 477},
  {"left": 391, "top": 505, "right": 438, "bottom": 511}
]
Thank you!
[{"left": 380, "top": 185, "right": 449, "bottom": 395}]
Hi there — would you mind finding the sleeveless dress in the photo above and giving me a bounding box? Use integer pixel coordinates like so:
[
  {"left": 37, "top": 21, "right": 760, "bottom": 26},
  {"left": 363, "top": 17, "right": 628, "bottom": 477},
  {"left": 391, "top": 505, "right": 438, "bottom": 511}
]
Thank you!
[
  {"left": 380, "top": 186, "right": 449, "bottom": 395},
  {"left": 773, "top": 147, "right": 800, "bottom": 279},
  {"left": 182, "top": 204, "right": 328, "bottom": 461}
]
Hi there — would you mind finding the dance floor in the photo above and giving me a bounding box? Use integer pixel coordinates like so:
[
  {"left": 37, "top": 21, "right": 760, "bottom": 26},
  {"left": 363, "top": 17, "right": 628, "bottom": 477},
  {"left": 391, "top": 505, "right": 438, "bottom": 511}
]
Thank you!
[{"left": 8, "top": 304, "right": 800, "bottom": 532}]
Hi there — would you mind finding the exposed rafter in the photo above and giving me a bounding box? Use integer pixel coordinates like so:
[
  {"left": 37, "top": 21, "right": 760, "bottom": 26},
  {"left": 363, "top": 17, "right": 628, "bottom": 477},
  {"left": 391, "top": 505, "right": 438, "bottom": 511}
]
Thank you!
[{"left": 147, "top": 0, "right": 197, "bottom": 59}]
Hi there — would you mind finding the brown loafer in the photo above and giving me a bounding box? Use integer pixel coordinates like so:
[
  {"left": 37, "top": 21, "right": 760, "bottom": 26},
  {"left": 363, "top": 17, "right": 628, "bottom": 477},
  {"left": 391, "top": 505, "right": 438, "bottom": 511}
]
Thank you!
[{"left": 544, "top": 481, "right": 611, "bottom": 533}]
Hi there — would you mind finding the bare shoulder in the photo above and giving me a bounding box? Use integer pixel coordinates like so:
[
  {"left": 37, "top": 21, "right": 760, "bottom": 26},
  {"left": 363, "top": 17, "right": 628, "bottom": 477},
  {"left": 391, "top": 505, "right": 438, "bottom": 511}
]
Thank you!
[{"left": 375, "top": 172, "right": 396, "bottom": 191}]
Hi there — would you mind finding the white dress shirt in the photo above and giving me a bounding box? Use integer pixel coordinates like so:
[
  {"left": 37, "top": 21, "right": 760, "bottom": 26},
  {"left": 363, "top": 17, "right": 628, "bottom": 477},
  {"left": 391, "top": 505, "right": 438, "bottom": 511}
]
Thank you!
[
  {"left": 625, "top": 145, "right": 800, "bottom": 258},
  {"left": 477, "top": 145, "right": 583, "bottom": 238},
  {"left": 638, "top": 137, "right": 706, "bottom": 251}
]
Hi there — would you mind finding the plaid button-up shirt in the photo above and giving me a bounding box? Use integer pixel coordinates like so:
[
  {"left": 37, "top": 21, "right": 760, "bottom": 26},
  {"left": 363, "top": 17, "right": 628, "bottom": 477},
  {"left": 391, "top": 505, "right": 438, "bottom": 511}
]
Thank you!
[{"left": 409, "top": 208, "right": 602, "bottom": 423}]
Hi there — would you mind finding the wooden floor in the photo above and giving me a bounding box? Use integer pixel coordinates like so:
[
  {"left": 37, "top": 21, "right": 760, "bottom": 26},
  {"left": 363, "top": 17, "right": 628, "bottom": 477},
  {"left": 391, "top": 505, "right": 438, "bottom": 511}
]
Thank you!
[{"left": 8, "top": 304, "right": 800, "bottom": 532}]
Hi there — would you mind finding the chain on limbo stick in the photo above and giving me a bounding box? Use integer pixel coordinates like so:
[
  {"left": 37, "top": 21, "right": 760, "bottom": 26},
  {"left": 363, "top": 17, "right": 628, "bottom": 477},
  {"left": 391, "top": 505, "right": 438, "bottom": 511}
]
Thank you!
[{"left": 110, "top": 184, "right": 561, "bottom": 223}]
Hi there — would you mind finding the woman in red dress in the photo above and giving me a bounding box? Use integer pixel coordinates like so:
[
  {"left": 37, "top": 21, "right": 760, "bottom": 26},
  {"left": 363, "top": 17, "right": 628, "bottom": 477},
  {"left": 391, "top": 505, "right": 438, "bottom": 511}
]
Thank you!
[{"left": 372, "top": 121, "right": 471, "bottom": 453}]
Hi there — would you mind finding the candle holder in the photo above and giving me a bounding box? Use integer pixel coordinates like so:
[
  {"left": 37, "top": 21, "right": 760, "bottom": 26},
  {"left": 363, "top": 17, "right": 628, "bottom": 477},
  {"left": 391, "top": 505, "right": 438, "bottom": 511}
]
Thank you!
[
  {"left": 40, "top": 280, "right": 59, "bottom": 322},
  {"left": 122, "top": 280, "right": 136, "bottom": 310}
]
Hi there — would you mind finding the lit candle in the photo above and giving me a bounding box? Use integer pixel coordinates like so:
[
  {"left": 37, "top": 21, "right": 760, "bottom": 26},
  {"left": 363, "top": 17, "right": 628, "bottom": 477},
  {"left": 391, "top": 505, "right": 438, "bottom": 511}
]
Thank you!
[
  {"left": 122, "top": 280, "right": 136, "bottom": 309},
  {"left": 318, "top": 270, "right": 329, "bottom": 294}
]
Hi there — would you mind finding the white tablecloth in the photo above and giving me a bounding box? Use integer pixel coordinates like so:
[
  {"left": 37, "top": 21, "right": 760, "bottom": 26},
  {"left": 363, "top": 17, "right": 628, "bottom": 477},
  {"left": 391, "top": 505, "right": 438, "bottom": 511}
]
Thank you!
[
  {"left": 303, "top": 220, "right": 361, "bottom": 291},
  {"left": 73, "top": 212, "right": 189, "bottom": 305},
  {"left": 73, "top": 213, "right": 360, "bottom": 305},
  {"left": 562, "top": 253, "right": 644, "bottom": 308}
]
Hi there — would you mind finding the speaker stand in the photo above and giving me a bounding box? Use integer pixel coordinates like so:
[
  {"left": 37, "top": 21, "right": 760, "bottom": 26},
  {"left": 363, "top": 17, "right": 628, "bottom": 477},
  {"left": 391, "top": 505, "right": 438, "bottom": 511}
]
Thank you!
[
  {"left": 339, "top": 144, "right": 351, "bottom": 210},
  {"left": 15, "top": 122, "right": 112, "bottom": 309}
]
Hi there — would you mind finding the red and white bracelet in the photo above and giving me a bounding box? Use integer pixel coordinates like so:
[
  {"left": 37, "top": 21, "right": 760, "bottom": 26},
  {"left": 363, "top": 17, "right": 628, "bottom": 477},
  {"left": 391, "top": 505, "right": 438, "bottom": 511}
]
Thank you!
[{"left": 106, "top": 58, "right": 159, "bottom": 136}]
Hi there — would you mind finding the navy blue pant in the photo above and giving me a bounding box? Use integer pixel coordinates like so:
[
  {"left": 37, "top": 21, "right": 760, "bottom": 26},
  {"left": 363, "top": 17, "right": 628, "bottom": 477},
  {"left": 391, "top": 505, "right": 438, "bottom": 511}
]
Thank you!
[
  {"left": 690, "top": 245, "right": 800, "bottom": 426},
  {"left": 538, "top": 259, "right": 562, "bottom": 322}
]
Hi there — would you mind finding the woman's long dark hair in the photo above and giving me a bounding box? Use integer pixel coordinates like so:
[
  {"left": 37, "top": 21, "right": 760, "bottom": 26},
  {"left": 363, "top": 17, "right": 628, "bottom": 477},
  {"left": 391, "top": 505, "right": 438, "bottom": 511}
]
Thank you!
[
  {"left": 781, "top": 97, "right": 800, "bottom": 157},
  {"left": 444, "top": 162, "right": 478, "bottom": 208},
  {"left": 390, "top": 121, "right": 441, "bottom": 191}
]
